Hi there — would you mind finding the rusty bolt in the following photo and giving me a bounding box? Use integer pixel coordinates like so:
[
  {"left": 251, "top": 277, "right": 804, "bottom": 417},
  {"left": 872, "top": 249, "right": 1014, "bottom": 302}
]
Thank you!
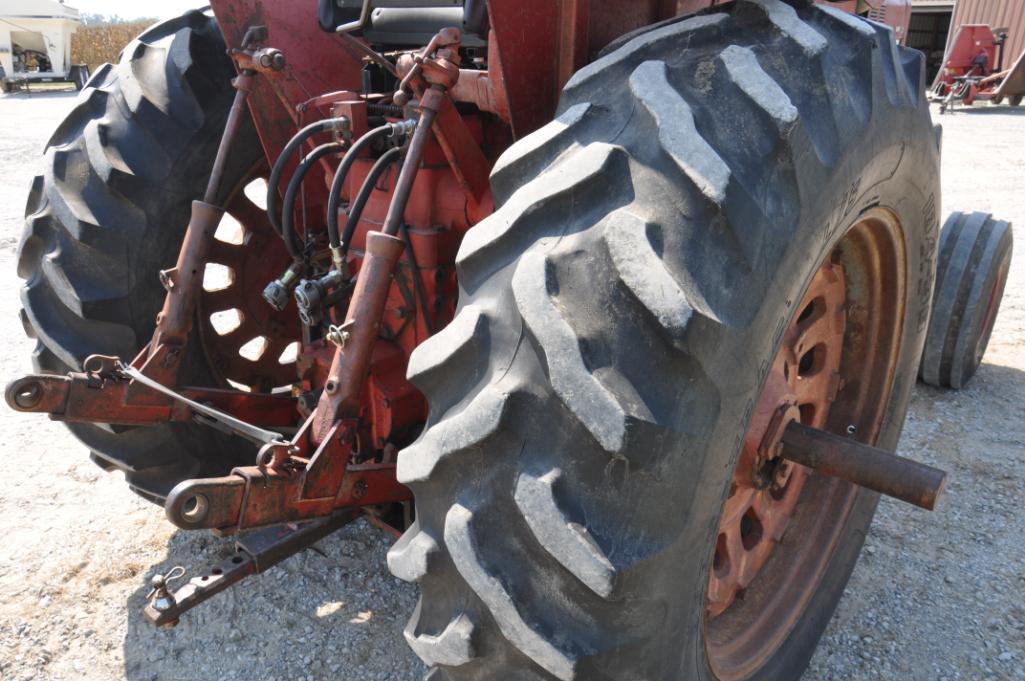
[
  {"left": 256, "top": 49, "right": 286, "bottom": 71},
  {"left": 771, "top": 459, "right": 794, "bottom": 491},
  {"left": 297, "top": 392, "right": 318, "bottom": 413},
  {"left": 757, "top": 402, "right": 801, "bottom": 465},
  {"left": 352, "top": 479, "right": 368, "bottom": 500}
]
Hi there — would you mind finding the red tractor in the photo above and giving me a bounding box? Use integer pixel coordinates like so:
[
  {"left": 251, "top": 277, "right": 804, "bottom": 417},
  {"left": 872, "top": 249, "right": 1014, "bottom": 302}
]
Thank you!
[{"left": 5, "top": 0, "right": 1012, "bottom": 678}]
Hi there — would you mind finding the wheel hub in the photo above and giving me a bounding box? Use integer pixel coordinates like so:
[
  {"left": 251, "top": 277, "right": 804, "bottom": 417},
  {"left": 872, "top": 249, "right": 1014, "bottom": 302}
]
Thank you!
[{"left": 753, "top": 401, "right": 800, "bottom": 489}]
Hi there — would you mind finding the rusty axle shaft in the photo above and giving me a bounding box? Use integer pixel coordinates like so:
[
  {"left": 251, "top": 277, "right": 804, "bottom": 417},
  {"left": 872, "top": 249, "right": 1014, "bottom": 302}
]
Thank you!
[{"left": 780, "top": 421, "right": 947, "bottom": 511}]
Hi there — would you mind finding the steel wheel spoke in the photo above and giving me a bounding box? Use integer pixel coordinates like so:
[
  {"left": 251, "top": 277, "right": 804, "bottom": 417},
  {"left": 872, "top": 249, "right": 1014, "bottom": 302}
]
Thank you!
[
  {"left": 207, "top": 240, "right": 246, "bottom": 268},
  {"left": 201, "top": 287, "right": 238, "bottom": 313},
  {"left": 195, "top": 163, "right": 301, "bottom": 393},
  {"left": 263, "top": 338, "right": 291, "bottom": 366},
  {"left": 231, "top": 194, "right": 270, "bottom": 233}
]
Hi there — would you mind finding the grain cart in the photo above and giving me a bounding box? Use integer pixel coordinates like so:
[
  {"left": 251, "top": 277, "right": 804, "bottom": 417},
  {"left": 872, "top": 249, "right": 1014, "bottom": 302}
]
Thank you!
[
  {"left": 7, "top": 0, "right": 980, "bottom": 678},
  {"left": 0, "top": 0, "right": 89, "bottom": 92}
]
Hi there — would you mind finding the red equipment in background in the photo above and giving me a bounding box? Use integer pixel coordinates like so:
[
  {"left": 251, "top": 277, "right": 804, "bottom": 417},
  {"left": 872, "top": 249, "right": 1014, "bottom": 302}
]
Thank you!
[{"left": 930, "top": 23, "right": 1025, "bottom": 111}]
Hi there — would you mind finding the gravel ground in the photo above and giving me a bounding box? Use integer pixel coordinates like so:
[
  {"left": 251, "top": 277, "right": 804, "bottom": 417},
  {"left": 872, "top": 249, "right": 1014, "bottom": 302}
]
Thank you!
[{"left": 0, "top": 90, "right": 1022, "bottom": 681}]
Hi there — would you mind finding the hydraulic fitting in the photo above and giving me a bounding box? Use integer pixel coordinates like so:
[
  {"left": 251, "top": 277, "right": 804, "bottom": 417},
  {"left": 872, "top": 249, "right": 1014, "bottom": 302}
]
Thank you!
[
  {"left": 330, "top": 246, "right": 348, "bottom": 278},
  {"left": 389, "top": 118, "right": 417, "bottom": 138},
  {"left": 335, "top": 115, "right": 353, "bottom": 144},
  {"left": 262, "top": 263, "right": 302, "bottom": 311},
  {"left": 294, "top": 269, "right": 344, "bottom": 326}
]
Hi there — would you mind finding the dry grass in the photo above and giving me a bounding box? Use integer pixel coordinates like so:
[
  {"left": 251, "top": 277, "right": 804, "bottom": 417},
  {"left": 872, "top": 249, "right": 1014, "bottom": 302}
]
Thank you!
[{"left": 71, "top": 21, "right": 155, "bottom": 74}]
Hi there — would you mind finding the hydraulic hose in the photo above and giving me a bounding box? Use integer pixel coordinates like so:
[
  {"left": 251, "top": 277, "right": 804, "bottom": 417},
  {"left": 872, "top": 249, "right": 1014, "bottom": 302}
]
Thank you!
[
  {"left": 327, "top": 121, "right": 413, "bottom": 252},
  {"left": 267, "top": 117, "right": 348, "bottom": 237},
  {"left": 339, "top": 146, "right": 404, "bottom": 256},
  {"left": 280, "top": 141, "right": 345, "bottom": 260}
]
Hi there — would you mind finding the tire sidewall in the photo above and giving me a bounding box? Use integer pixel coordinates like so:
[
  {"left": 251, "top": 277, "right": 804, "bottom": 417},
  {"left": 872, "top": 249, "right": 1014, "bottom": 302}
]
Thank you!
[{"left": 956, "top": 233, "right": 1013, "bottom": 386}]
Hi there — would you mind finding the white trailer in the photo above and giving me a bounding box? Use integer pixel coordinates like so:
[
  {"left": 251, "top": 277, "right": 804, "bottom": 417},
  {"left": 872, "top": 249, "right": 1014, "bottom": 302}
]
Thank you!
[{"left": 0, "top": 0, "right": 86, "bottom": 92}]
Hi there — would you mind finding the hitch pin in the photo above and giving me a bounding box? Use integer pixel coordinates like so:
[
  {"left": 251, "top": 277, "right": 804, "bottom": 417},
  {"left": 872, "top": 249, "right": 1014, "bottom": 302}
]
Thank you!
[
  {"left": 146, "top": 566, "right": 186, "bottom": 628},
  {"left": 119, "top": 364, "right": 292, "bottom": 456}
]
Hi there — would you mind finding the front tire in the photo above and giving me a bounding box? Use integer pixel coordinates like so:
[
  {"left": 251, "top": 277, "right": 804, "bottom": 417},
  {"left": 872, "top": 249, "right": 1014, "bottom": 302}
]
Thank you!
[{"left": 391, "top": 2, "right": 939, "bottom": 679}]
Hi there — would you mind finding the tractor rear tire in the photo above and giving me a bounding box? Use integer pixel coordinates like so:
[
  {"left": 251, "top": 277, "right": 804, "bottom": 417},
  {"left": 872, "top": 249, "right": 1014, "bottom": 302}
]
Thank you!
[
  {"left": 920, "top": 212, "right": 1013, "bottom": 389},
  {"left": 391, "top": 2, "right": 939, "bottom": 680},
  {"left": 17, "top": 11, "right": 261, "bottom": 503},
  {"left": 1010, "top": 94, "right": 1023, "bottom": 107}
]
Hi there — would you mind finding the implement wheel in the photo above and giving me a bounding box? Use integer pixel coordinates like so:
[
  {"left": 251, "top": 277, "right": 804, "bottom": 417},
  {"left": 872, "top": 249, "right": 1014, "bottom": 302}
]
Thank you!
[
  {"left": 389, "top": 2, "right": 939, "bottom": 679},
  {"left": 920, "top": 212, "right": 1013, "bottom": 389},
  {"left": 16, "top": 11, "right": 295, "bottom": 502}
]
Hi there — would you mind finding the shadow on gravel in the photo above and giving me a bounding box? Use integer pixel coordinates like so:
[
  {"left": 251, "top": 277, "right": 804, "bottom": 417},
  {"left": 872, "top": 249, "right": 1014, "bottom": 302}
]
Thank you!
[
  {"left": 908, "top": 359, "right": 1025, "bottom": 486},
  {"left": 916, "top": 359, "right": 1025, "bottom": 400},
  {"left": 120, "top": 517, "right": 421, "bottom": 680}
]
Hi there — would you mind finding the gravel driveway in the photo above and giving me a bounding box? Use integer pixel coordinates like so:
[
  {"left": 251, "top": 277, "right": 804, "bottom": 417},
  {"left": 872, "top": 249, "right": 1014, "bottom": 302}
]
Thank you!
[{"left": 0, "top": 90, "right": 1022, "bottom": 681}]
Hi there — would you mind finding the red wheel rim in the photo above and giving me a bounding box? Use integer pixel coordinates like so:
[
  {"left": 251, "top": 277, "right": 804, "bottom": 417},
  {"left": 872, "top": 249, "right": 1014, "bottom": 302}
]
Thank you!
[
  {"left": 705, "top": 209, "right": 908, "bottom": 679},
  {"left": 196, "top": 166, "right": 301, "bottom": 392},
  {"left": 973, "top": 255, "right": 1010, "bottom": 363},
  {"left": 706, "top": 258, "right": 847, "bottom": 618}
]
